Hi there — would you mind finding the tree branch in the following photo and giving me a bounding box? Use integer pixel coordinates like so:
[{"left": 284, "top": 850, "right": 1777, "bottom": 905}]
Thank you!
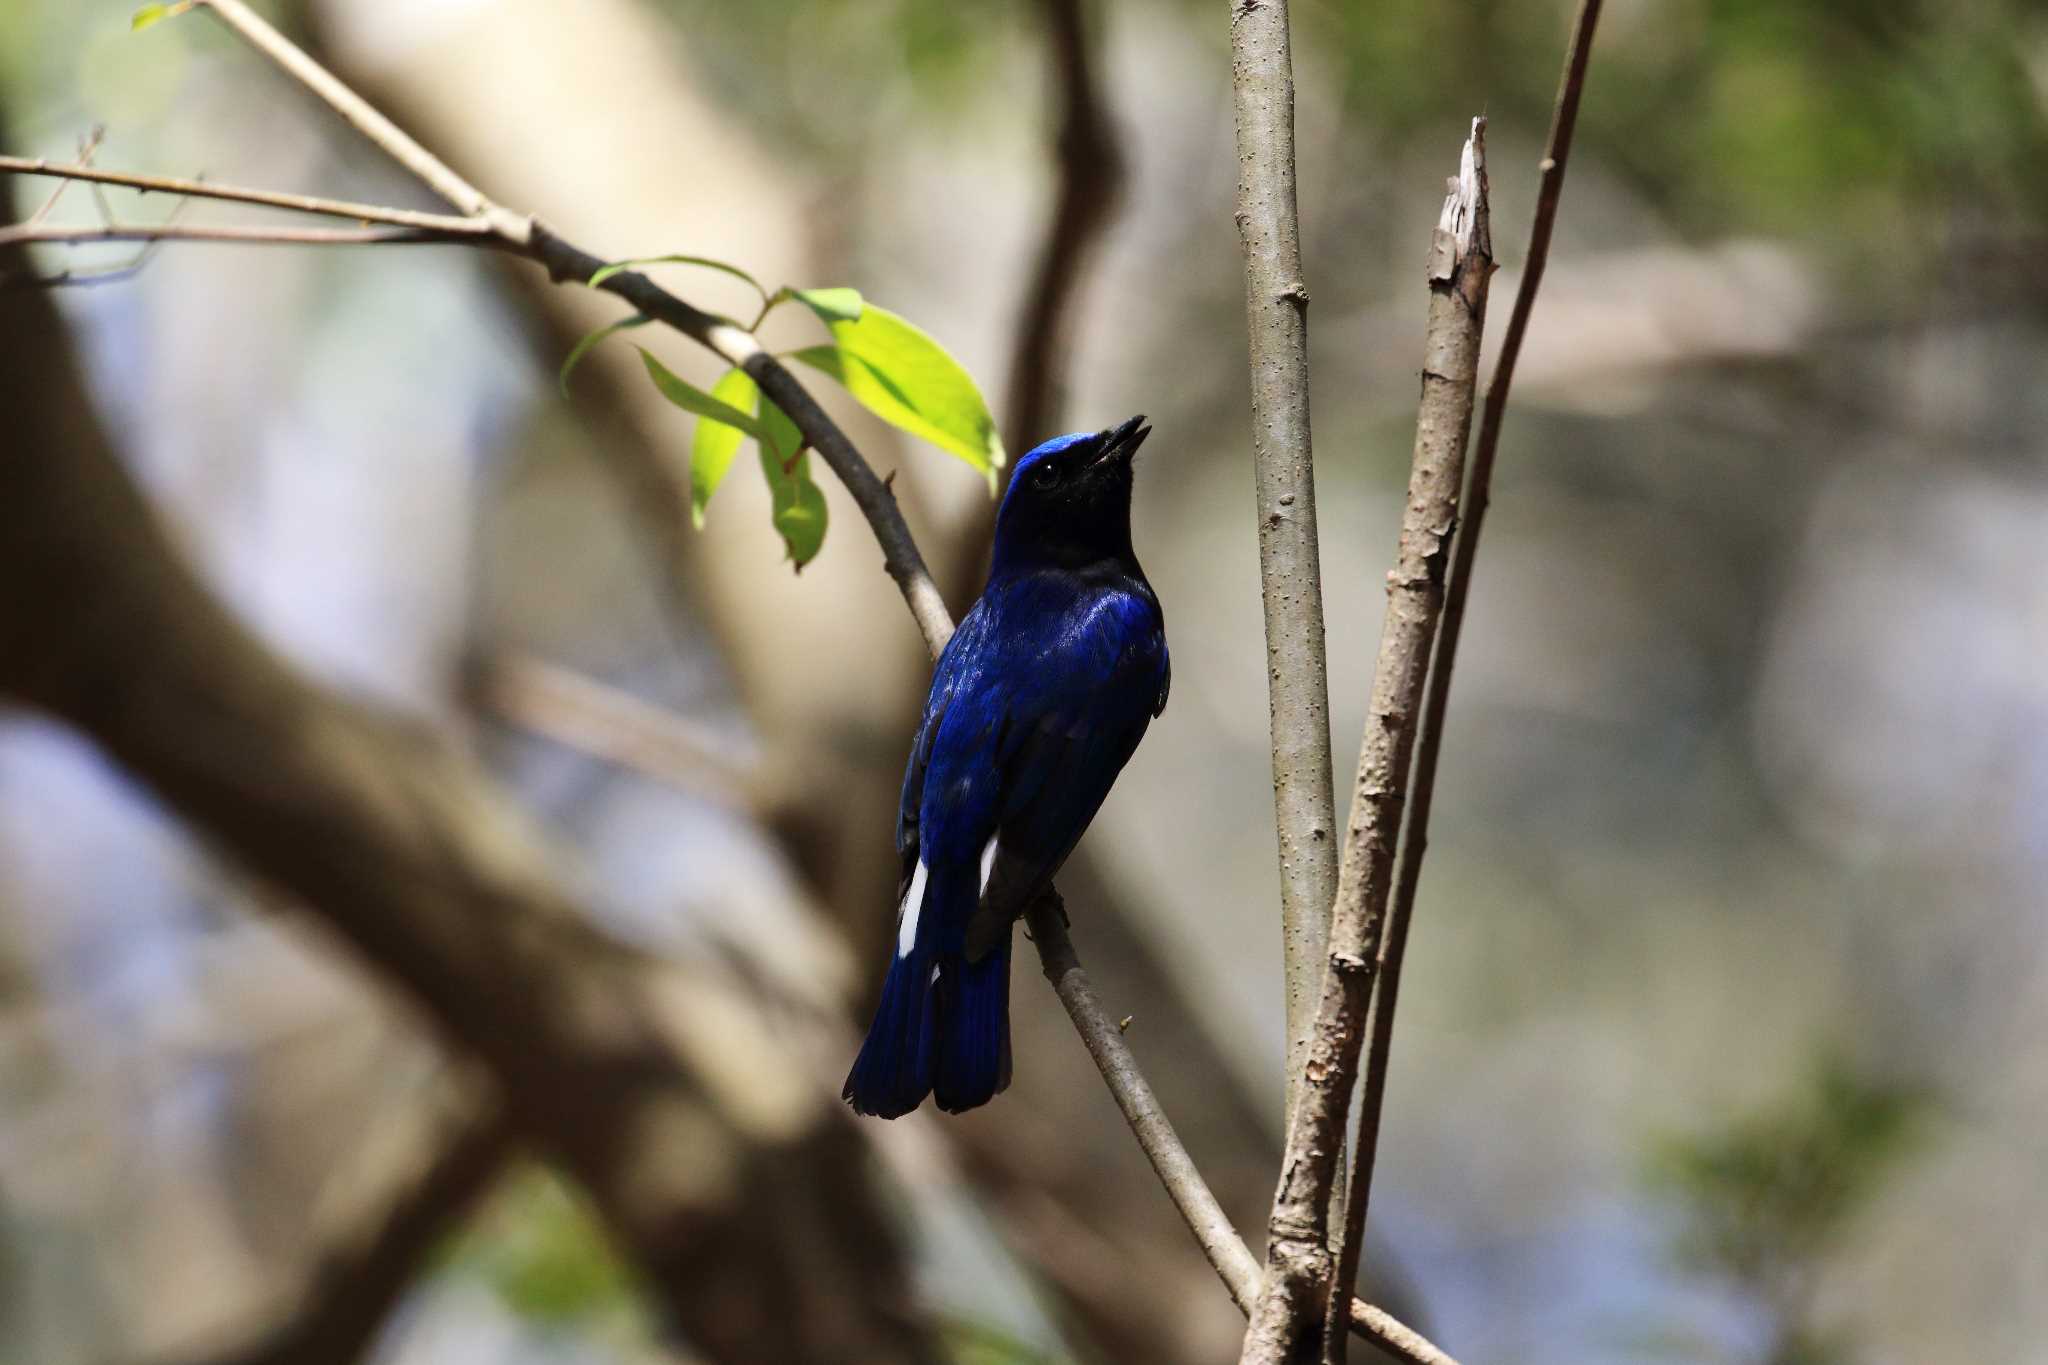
[
  {"left": 0, "top": 221, "right": 483, "bottom": 249},
  {"left": 1229, "top": 0, "right": 1340, "bottom": 1125},
  {"left": 0, "top": 155, "right": 496, "bottom": 233},
  {"left": 1240, "top": 120, "right": 1494, "bottom": 1365},
  {"left": 1025, "top": 898, "right": 1459, "bottom": 1365},
  {"left": 195, "top": 0, "right": 517, "bottom": 232},
  {"left": 1350, "top": 0, "right": 1605, "bottom": 1320},
  {"left": 22, "top": 127, "right": 103, "bottom": 225}
]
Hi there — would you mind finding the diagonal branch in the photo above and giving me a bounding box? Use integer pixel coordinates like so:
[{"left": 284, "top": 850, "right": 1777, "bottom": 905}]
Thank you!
[
  {"left": 1349, "top": 0, "right": 1606, "bottom": 1304},
  {"left": 1240, "top": 120, "right": 1495, "bottom": 1365},
  {"left": 0, "top": 221, "right": 484, "bottom": 249},
  {"left": 195, "top": 0, "right": 512, "bottom": 230},
  {"left": 1229, "top": 0, "right": 1341, "bottom": 1122},
  {"left": 22, "top": 128, "right": 103, "bottom": 225},
  {"left": 0, "top": 155, "right": 496, "bottom": 233},
  {"left": 1026, "top": 899, "right": 1458, "bottom": 1365}
]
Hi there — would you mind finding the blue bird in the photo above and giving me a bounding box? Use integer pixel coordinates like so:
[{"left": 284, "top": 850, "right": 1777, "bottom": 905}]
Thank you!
[{"left": 845, "top": 415, "right": 1170, "bottom": 1118}]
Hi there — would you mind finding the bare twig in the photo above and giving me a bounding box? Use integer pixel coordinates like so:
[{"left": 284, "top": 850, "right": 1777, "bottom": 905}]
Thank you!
[
  {"left": 1351, "top": 0, "right": 1605, "bottom": 1314},
  {"left": 0, "top": 221, "right": 475, "bottom": 249},
  {"left": 0, "top": 155, "right": 496, "bottom": 233},
  {"left": 1229, "top": 0, "right": 1340, "bottom": 1126},
  {"left": 22, "top": 128, "right": 102, "bottom": 225},
  {"left": 1025, "top": 897, "right": 1458, "bottom": 1365},
  {"left": 196, "top": 0, "right": 517, "bottom": 232},
  {"left": 1240, "top": 121, "right": 1494, "bottom": 1365}
]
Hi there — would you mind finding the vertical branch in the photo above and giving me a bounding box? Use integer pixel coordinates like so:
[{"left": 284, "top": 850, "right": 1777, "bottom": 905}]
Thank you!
[
  {"left": 1239, "top": 122, "right": 1493, "bottom": 1365},
  {"left": 1341, "top": 0, "right": 1605, "bottom": 1313},
  {"left": 1229, "top": 0, "right": 1340, "bottom": 1125}
]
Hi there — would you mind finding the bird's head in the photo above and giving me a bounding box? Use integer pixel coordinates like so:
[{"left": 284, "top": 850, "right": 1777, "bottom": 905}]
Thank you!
[{"left": 992, "top": 414, "right": 1151, "bottom": 572}]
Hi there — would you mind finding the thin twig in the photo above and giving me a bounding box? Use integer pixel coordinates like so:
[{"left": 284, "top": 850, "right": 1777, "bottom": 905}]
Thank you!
[
  {"left": 1025, "top": 897, "right": 1458, "bottom": 1365},
  {"left": 1350, "top": 0, "right": 1606, "bottom": 1309},
  {"left": 1240, "top": 121, "right": 1494, "bottom": 1365},
  {"left": 1229, "top": 0, "right": 1340, "bottom": 1131},
  {"left": 23, "top": 128, "right": 103, "bottom": 225},
  {"left": 195, "top": 0, "right": 513, "bottom": 229},
  {"left": 0, "top": 155, "right": 495, "bottom": 233},
  {"left": 0, "top": 222, "right": 474, "bottom": 249}
]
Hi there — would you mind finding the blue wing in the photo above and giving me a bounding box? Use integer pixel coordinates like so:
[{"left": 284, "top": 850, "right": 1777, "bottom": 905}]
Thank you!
[{"left": 909, "top": 572, "right": 1168, "bottom": 958}]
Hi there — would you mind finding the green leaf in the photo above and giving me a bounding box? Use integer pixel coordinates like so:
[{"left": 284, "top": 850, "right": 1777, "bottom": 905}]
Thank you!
[
  {"left": 760, "top": 392, "right": 803, "bottom": 471},
  {"left": 788, "top": 286, "right": 864, "bottom": 324},
  {"left": 756, "top": 406, "right": 828, "bottom": 569},
  {"left": 588, "top": 254, "right": 765, "bottom": 301},
  {"left": 688, "top": 369, "right": 760, "bottom": 527},
  {"left": 635, "top": 349, "right": 770, "bottom": 441},
  {"left": 675, "top": 369, "right": 816, "bottom": 562},
  {"left": 557, "top": 313, "right": 652, "bottom": 396},
  {"left": 790, "top": 302, "right": 1002, "bottom": 487},
  {"left": 131, "top": 1, "right": 192, "bottom": 31}
]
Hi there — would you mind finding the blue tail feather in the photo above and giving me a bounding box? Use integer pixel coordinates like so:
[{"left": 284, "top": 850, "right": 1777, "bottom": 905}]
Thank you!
[
  {"left": 934, "top": 938, "right": 1012, "bottom": 1114},
  {"left": 845, "top": 858, "right": 1014, "bottom": 1119},
  {"left": 844, "top": 946, "right": 938, "bottom": 1118}
]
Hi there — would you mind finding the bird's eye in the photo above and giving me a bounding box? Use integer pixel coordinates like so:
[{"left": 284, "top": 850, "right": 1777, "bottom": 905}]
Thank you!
[{"left": 1031, "top": 461, "right": 1062, "bottom": 489}]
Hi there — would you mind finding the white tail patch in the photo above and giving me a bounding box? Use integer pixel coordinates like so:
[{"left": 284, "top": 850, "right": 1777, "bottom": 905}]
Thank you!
[
  {"left": 896, "top": 859, "right": 930, "bottom": 959},
  {"left": 979, "top": 834, "right": 1000, "bottom": 897}
]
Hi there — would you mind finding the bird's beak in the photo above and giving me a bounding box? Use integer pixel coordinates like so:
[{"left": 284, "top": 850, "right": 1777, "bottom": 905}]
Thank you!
[{"left": 1093, "top": 414, "right": 1151, "bottom": 467}]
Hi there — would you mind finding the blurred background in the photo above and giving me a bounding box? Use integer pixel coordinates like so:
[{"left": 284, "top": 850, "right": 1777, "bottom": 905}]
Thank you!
[{"left": 3, "top": 0, "right": 2046, "bottom": 1362}]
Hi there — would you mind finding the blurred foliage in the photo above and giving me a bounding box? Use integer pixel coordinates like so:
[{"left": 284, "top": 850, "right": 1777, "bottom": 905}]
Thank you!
[
  {"left": 436, "top": 1164, "right": 647, "bottom": 1331},
  {"left": 1645, "top": 1057, "right": 1931, "bottom": 1364},
  {"left": 941, "top": 1314, "right": 1072, "bottom": 1365},
  {"left": 655, "top": 0, "right": 1019, "bottom": 152},
  {"left": 653, "top": 0, "right": 2048, "bottom": 277}
]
